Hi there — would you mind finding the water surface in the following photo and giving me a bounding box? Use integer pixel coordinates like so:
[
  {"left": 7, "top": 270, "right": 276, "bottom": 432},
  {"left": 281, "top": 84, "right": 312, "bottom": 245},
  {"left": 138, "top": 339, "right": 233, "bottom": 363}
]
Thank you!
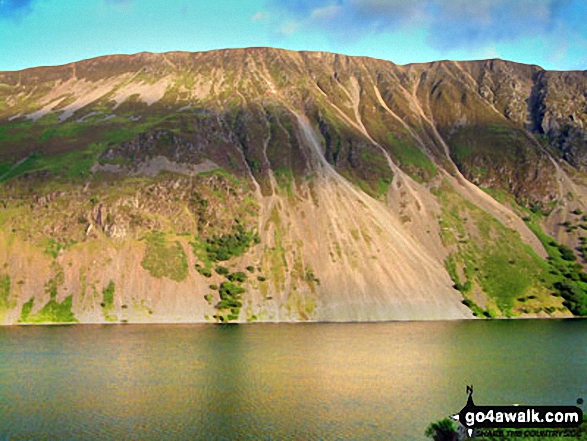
[{"left": 0, "top": 320, "right": 586, "bottom": 440}]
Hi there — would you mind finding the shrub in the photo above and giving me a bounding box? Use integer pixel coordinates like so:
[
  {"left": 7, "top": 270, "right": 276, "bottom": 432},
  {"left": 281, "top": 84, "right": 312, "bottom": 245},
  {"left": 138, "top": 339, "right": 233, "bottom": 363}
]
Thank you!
[
  {"left": 559, "top": 244, "right": 577, "bottom": 262},
  {"left": 554, "top": 280, "right": 587, "bottom": 316},
  {"left": 215, "top": 266, "right": 229, "bottom": 276},
  {"left": 196, "top": 266, "right": 212, "bottom": 278},
  {"left": 213, "top": 280, "right": 246, "bottom": 320},
  {"left": 216, "top": 298, "right": 243, "bottom": 310},
  {"left": 203, "top": 224, "right": 261, "bottom": 262},
  {"left": 219, "top": 281, "right": 245, "bottom": 299},
  {"left": 227, "top": 272, "right": 247, "bottom": 283},
  {"left": 425, "top": 418, "right": 457, "bottom": 441}
]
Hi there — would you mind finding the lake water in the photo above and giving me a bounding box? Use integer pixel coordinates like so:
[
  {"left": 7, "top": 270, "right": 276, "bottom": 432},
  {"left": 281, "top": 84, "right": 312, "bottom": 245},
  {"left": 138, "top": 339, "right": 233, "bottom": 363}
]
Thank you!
[{"left": 0, "top": 320, "right": 586, "bottom": 440}]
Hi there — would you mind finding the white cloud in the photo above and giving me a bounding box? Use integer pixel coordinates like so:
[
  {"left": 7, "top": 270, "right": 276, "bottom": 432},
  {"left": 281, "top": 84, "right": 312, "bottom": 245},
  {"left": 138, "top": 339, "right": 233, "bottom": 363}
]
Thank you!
[
  {"left": 310, "top": 5, "right": 342, "bottom": 20},
  {"left": 268, "top": 0, "right": 573, "bottom": 49},
  {"left": 280, "top": 21, "right": 299, "bottom": 35},
  {"left": 251, "top": 11, "right": 268, "bottom": 21}
]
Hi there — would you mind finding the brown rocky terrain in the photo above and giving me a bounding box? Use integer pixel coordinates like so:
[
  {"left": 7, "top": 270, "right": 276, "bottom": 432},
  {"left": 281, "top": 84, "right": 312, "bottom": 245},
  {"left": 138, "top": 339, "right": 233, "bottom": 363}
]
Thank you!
[{"left": 0, "top": 47, "right": 586, "bottom": 323}]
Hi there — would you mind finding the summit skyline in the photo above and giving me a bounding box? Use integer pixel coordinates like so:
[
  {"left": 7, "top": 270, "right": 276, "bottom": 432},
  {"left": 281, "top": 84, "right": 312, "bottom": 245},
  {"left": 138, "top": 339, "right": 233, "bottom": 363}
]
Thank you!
[{"left": 1, "top": 0, "right": 586, "bottom": 72}]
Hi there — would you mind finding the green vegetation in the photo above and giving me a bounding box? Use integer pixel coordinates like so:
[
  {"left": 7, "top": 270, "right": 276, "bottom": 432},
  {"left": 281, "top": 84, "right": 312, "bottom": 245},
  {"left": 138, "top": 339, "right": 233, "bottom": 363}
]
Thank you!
[
  {"left": 195, "top": 265, "right": 212, "bottom": 278},
  {"left": 196, "top": 167, "right": 242, "bottom": 187},
  {"left": 203, "top": 224, "right": 261, "bottom": 262},
  {"left": 0, "top": 273, "right": 15, "bottom": 321},
  {"left": 19, "top": 295, "right": 77, "bottom": 323},
  {"left": 435, "top": 181, "right": 552, "bottom": 316},
  {"left": 214, "top": 281, "right": 245, "bottom": 322},
  {"left": 285, "top": 291, "right": 318, "bottom": 320},
  {"left": 0, "top": 107, "right": 228, "bottom": 186},
  {"left": 44, "top": 269, "right": 65, "bottom": 300},
  {"left": 20, "top": 298, "right": 34, "bottom": 322},
  {"left": 386, "top": 133, "right": 437, "bottom": 182},
  {"left": 425, "top": 418, "right": 457, "bottom": 441},
  {"left": 101, "top": 281, "right": 116, "bottom": 322},
  {"left": 353, "top": 147, "right": 394, "bottom": 200},
  {"left": 448, "top": 124, "right": 551, "bottom": 209},
  {"left": 273, "top": 167, "right": 295, "bottom": 198},
  {"left": 559, "top": 244, "right": 577, "bottom": 261},
  {"left": 0, "top": 143, "right": 108, "bottom": 183},
  {"left": 478, "top": 185, "right": 587, "bottom": 316},
  {"left": 215, "top": 266, "right": 229, "bottom": 276},
  {"left": 452, "top": 124, "right": 525, "bottom": 162},
  {"left": 376, "top": 177, "right": 393, "bottom": 199},
  {"left": 526, "top": 222, "right": 587, "bottom": 316},
  {"left": 43, "top": 238, "right": 71, "bottom": 259},
  {"left": 0, "top": 273, "right": 11, "bottom": 308},
  {"left": 304, "top": 267, "right": 320, "bottom": 285},
  {"left": 480, "top": 186, "right": 515, "bottom": 207},
  {"left": 227, "top": 272, "right": 247, "bottom": 283},
  {"left": 141, "top": 231, "right": 188, "bottom": 282},
  {"left": 191, "top": 220, "right": 262, "bottom": 323}
]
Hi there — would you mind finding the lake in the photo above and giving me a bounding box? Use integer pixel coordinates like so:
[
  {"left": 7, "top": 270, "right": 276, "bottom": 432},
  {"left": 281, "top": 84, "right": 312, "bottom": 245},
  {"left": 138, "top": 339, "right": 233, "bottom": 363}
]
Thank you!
[{"left": 0, "top": 320, "right": 586, "bottom": 440}]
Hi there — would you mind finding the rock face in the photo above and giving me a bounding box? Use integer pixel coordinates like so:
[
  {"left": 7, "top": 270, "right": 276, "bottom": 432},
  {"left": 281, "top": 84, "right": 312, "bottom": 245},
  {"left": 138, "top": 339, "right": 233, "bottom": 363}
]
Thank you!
[{"left": 0, "top": 48, "right": 586, "bottom": 324}]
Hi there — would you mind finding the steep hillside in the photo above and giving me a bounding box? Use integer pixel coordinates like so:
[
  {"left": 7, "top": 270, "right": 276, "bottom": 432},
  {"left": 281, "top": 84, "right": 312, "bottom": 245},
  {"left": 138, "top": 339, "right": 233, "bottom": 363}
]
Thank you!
[{"left": 1, "top": 48, "right": 586, "bottom": 323}]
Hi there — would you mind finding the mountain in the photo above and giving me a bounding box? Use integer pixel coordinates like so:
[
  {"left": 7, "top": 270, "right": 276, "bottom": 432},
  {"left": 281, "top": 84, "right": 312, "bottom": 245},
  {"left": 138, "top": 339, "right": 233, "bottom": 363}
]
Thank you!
[{"left": 0, "top": 47, "right": 586, "bottom": 324}]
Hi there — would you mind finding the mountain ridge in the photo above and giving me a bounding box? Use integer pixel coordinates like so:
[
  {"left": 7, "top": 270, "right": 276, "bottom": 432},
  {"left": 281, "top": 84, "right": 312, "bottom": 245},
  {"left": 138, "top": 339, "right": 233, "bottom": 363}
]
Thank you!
[
  {"left": 1, "top": 47, "right": 586, "bottom": 323},
  {"left": 1, "top": 47, "right": 571, "bottom": 76}
]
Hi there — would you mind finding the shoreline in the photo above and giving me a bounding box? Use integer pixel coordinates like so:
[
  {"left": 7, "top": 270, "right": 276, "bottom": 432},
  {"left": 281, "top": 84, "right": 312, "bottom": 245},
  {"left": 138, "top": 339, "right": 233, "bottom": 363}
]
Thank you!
[{"left": 2, "top": 315, "right": 585, "bottom": 327}]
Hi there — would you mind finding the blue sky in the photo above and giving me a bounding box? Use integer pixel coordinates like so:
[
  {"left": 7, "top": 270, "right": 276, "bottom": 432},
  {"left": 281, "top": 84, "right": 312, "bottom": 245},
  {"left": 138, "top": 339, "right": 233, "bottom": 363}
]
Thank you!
[{"left": 0, "top": 0, "right": 586, "bottom": 71}]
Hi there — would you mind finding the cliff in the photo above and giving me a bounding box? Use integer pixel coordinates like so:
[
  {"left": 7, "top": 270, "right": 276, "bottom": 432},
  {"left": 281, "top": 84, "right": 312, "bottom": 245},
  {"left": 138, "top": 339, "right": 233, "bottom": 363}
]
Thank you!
[{"left": 1, "top": 48, "right": 586, "bottom": 323}]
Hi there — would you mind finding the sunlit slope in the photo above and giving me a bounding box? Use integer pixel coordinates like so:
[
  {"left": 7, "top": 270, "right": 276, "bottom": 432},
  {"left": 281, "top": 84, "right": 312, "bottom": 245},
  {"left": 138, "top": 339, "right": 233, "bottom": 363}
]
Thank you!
[{"left": 0, "top": 48, "right": 586, "bottom": 323}]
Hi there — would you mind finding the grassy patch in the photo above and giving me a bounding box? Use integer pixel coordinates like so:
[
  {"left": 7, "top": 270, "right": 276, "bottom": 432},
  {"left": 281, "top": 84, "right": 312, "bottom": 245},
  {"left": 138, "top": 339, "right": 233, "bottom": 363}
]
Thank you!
[
  {"left": 526, "top": 221, "right": 587, "bottom": 316},
  {"left": 0, "top": 143, "right": 108, "bottom": 183},
  {"left": 19, "top": 295, "right": 77, "bottom": 323},
  {"left": 141, "top": 231, "right": 188, "bottom": 282},
  {"left": 101, "top": 281, "right": 117, "bottom": 322},
  {"left": 285, "top": 291, "right": 317, "bottom": 320},
  {"left": 273, "top": 167, "right": 294, "bottom": 199},
  {"left": 40, "top": 238, "right": 78, "bottom": 260},
  {"left": 44, "top": 268, "right": 65, "bottom": 300},
  {"left": 436, "top": 180, "right": 551, "bottom": 315},
  {"left": 354, "top": 147, "right": 395, "bottom": 199},
  {"left": 19, "top": 298, "right": 34, "bottom": 322},
  {"left": 0, "top": 273, "right": 15, "bottom": 321},
  {"left": 0, "top": 273, "right": 11, "bottom": 308},
  {"left": 196, "top": 167, "right": 242, "bottom": 187},
  {"left": 386, "top": 133, "right": 437, "bottom": 182}
]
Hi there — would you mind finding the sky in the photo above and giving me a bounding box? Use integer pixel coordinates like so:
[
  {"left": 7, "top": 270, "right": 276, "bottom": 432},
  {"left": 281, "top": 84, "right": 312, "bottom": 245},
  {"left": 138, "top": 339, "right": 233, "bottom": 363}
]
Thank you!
[{"left": 0, "top": 0, "right": 586, "bottom": 72}]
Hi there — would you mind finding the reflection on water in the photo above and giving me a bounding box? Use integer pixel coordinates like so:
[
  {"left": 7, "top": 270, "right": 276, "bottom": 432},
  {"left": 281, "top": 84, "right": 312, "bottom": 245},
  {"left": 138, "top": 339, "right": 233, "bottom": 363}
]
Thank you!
[{"left": 0, "top": 320, "right": 586, "bottom": 440}]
